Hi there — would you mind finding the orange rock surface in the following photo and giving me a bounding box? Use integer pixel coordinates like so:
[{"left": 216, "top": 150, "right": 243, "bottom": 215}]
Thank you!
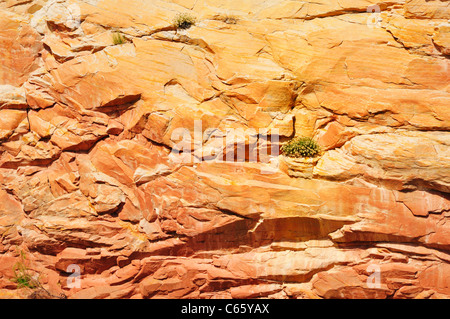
[{"left": 0, "top": 0, "right": 449, "bottom": 299}]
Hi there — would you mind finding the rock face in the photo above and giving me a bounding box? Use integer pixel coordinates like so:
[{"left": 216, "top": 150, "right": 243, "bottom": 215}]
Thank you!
[{"left": 0, "top": 0, "right": 449, "bottom": 299}]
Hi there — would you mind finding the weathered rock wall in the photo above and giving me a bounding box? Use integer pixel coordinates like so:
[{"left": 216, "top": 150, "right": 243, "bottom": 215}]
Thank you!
[{"left": 0, "top": 0, "right": 449, "bottom": 299}]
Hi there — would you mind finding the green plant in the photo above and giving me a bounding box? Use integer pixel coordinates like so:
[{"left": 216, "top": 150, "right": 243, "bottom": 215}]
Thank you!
[
  {"left": 112, "top": 32, "right": 126, "bottom": 45},
  {"left": 11, "top": 249, "right": 40, "bottom": 289},
  {"left": 281, "top": 136, "right": 321, "bottom": 158},
  {"left": 173, "top": 13, "right": 196, "bottom": 30}
]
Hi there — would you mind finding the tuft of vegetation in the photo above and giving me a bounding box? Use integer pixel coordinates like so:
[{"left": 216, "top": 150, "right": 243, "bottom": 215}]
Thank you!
[
  {"left": 11, "top": 249, "right": 40, "bottom": 289},
  {"left": 9, "top": 248, "right": 66, "bottom": 299},
  {"left": 214, "top": 14, "right": 238, "bottom": 24},
  {"left": 281, "top": 136, "right": 321, "bottom": 158},
  {"left": 173, "top": 13, "right": 196, "bottom": 30},
  {"left": 112, "top": 32, "right": 127, "bottom": 45}
]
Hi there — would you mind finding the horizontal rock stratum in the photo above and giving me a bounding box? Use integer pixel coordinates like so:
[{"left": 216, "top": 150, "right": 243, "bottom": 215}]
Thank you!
[{"left": 0, "top": 0, "right": 449, "bottom": 299}]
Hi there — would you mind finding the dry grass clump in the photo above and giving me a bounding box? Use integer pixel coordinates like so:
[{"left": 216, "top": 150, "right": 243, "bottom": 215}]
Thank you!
[
  {"left": 173, "top": 13, "right": 197, "bottom": 30},
  {"left": 213, "top": 14, "right": 238, "bottom": 24}
]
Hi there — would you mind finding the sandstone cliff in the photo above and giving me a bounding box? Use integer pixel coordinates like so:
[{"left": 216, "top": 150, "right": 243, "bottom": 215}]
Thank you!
[{"left": 0, "top": 0, "right": 449, "bottom": 299}]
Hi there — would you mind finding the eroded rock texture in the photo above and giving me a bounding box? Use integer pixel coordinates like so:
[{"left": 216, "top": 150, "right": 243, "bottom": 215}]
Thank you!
[{"left": 0, "top": 0, "right": 449, "bottom": 299}]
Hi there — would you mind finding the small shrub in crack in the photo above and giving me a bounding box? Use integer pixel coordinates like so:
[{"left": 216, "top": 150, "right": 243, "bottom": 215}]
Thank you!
[
  {"left": 173, "top": 13, "right": 196, "bottom": 30},
  {"left": 281, "top": 136, "right": 321, "bottom": 158},
  {"left": 112, "top": 32, "right": 127, "bottom": 45},
  {"left": 11, "top": 249, "right": 40, "bottom": 289},
  {"left": 10, "top": 248, "right": 67, "bottom": 299}
]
